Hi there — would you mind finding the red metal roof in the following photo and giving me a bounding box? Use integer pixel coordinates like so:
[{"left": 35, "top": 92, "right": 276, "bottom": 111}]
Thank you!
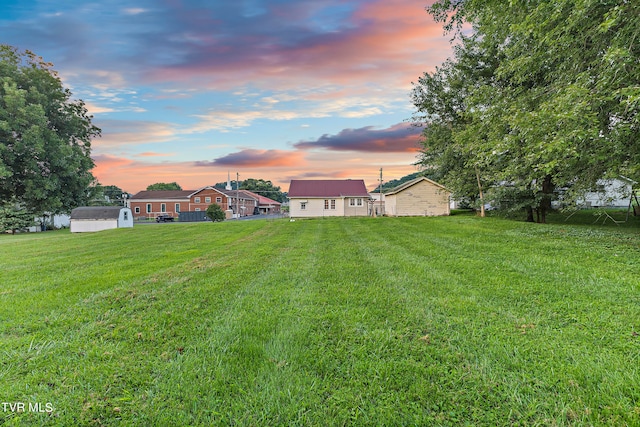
[
  {"left": 239, "top": 190, "right": 282, "bottom": 206},
  {"left": 288, "top": 180, "right": 370, "bottom": 198}
]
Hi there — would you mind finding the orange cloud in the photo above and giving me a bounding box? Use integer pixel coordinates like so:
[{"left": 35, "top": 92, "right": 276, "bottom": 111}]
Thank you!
[{"left": 137, "top": 152, "right": 175, "bottom": 157}]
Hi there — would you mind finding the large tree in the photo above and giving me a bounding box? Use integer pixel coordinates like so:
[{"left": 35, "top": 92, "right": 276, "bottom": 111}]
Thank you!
[
  {"left": 0, "top": 45, "right": 99, "bottom": 217},
  {"left": 413, "top": 0, "right": 640, "bottom": 222}
]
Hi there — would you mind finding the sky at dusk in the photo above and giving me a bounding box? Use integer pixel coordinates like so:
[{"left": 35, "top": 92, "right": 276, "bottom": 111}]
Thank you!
[{"left": 1, "top": 0, "right": 454, "bottom": 193}]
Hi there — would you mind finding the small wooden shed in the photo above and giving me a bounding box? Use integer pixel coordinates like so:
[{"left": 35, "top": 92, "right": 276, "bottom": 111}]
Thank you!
[
  {"left": 384, "top": 177, "right": 451, "bottom": 217},
  {"left": 70, "top": 207, "right": 133, "bottom": 233}
]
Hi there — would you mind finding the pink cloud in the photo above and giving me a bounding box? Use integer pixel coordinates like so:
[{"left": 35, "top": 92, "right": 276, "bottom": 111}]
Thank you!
[
  {"left": 137, "top": 152, "right": 175, "bottom": 157},
  {"left": 143, "top": 0, "right": 451, "bottom": 92},
  {"left": 294, "top": 123, "right": 421, "bottom": 153},
  {"left": 196, "top": 149, "right": 306, "bottom": 168}
]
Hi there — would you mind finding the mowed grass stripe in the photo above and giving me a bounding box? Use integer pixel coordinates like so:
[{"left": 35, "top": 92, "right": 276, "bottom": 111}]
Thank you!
[
  {"left": 1, "top": 217, "right": 639, "bottom": 426},
  {"left": 143, "top": 220, "right": 329, "bottom": 425},
  {"left": 330, "top": 217, "right": 640, "bottom": 424}
]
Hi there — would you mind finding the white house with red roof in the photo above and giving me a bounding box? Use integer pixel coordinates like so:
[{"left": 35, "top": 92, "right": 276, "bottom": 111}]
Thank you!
[{"left": 288, "top": 179, "right": 371, "bottom": 218}]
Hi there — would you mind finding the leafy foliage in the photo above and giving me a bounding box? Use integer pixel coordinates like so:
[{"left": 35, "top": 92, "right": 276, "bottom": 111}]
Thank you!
[
  {"left": 372, "top": 171, "right": 424, "bottom": 193},
  {"left": 413, "top": 0, "right": 640, "bottom": 222},
  {"left": 205, "top": 202, "right": 225, "bottom": 221},
  {"left": 0, "top": 45, "right": 99, "bottom": 216},
  {"left": 214, "top": 178, "right": 286, "bottom": 202},
  {"left": 146, "top": 182, "right": 182, "bottom": 191},
  {"left": 240, "top": 178, "right": 285, "bottom": 202},
  {"left": 87, "top": 182, "right": 127, "bottom": 206},
  {"left": 0, "top": 199, "right": 34, "bottom": 234}
]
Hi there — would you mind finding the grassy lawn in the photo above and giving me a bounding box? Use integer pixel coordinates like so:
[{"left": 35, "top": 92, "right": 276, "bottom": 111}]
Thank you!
[{"left": 1, "top": 215, "right": 639, "bottom": 426}]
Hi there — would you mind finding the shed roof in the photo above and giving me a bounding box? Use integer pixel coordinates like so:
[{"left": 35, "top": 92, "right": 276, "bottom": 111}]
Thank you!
[
  {"left": 71, "top": 206, "right": 126, "bottom": 220},
  {"left": 384, "top": 176, "right": 450, "bottom": 196},
  {"left": 288, "top": 179, "right": 370, "bottom": 198}
]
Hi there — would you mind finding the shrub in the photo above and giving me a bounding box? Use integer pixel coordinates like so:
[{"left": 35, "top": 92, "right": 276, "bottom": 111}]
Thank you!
[{"left": 206, "top": 203, "right": 225, "bottom": 222}]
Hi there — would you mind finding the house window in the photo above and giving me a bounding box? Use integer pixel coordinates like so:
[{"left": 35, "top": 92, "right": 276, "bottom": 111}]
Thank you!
[
  {"left": 135, "top": 207, "right": 140, "bottom": 214},
  {"left": 357, "top": 198, "right": 362, "bottom": 206},
  {"left": 216, "top": 197, "right": 222, "bottom": 203},
  {"left": 123, "top": 211, "right": 128, "bottom": 221},
  {"left": 161, "top": 203, "right": 166, "bottom": 212},
  {"left": 175, "top": 204, "right": 180, "bottom": 213},
  {"left": 324, "top": 200, "right": 329, "bottom": 209},
  {"left": 195, "top": 197, "right": 201, "bottom": 203},
  {"left": 349, "top": 199, "right": 355, "bottom": 206},
  {"left": 205, "top": 197, "right": 211, "bottom": 203},
  {"left": 301, "top": 202, "right": 307, "bottom": 210},
  {"left": 331, "top": 200, "right": 336, "bottom": 209},
  {"left": 195, "top": 208, "right": 201, "bottom": 212},
  {"left": 146, "top": 204, "right": 151, "bottom": 213}
]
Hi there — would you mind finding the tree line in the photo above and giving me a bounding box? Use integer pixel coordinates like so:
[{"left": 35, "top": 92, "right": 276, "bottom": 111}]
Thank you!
[{"left": 412, "top": 0, "right": 639, "bottom": 222}]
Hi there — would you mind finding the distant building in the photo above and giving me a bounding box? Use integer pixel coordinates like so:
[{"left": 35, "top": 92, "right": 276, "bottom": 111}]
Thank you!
[
  {"left": 236, "top": 190, "right": 281, "bottom": 214},
  {"left": 369, "top": 193, "right": 385, "bottom": 216},
  {"left": 288, "top": 179, "right": 371, "bottom": 218},
  {"left": 384, "top": 176, "right": 451, "bottom": 217},
  {"left": 577, "top": 177, "right": 636, "bottom": 208},
  {"left": 129, "top": 187, "right": 229, "bottom": 220},
  {"left": 70, "top": 207, "right": 133, "bottom": 233}
]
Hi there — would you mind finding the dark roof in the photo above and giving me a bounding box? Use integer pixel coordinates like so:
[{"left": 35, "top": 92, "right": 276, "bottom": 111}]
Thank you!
[
  {"left": 384, "top": 176, "right": 450, "bottom": 195},
  {"left": 71, "top": 206, "right": 126, "bottom": 220},
  {"left": 241, "top": 190, "right": 282, "bottom": 206},
  {"left": 218, "top": 189, "right": 259, "bottom": 201},
  {"left": 288, "top": 179, "right": 370, "bottom": 198},
  {"left": 130, "top": 190, "right": 193, "bottom": 200}
]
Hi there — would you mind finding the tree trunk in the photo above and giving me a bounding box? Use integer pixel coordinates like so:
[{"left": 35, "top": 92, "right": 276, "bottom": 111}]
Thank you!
[
  {"left": 526, "top": 206, "right": 535, "bottom": 222},
  {"left": 538, "top": 175, "right": 554, "bottom": 224},
  {"left": 475, "top": 167, "right": 485, "bottom": 218}
]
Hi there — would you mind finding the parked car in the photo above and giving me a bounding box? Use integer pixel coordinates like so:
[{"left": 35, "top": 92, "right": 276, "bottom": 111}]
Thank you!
[{"left": 155, "top": 214, "right": 174, "bottom": 223}]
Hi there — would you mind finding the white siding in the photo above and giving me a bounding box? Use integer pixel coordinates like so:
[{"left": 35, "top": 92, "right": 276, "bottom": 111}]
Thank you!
[
  {"left": 289, "top": 198, "right": 346, "bottom": 218},
  {"left": 578, "top": 179, "right": 634, "bottom": 207},
  {"left": 118, "top": 208, "right": 134, "bottom": 228},
  {"left": 70, "top": 219, "right": 118, "bottom": 233}
]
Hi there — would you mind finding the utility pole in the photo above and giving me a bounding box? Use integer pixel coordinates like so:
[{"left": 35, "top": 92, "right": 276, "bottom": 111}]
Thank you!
[
  {"left": 236, "top": 172, "right": 240, "bottom": 219},
  {"left": 379, "top": 168, "right": 384, "bottom": 216}
]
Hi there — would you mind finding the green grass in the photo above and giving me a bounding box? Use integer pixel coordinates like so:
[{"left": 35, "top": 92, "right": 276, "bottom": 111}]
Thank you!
[{"left": 1, "top": 216, "right": 639, "bottom": 426}]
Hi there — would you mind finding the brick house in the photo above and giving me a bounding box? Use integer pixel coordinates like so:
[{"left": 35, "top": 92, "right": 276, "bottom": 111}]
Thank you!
[
  {"left": 219, "top": 189, "right": 260, "bottom": 217},
  {"left": 129, "top": 187, "right": 229, "bottom": 220},
  {"left": 242, "top": 190, "right": 282, "bottom": 214},
  {"left": 129, "top": 186, "right": 261, "bottom": 220}
]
